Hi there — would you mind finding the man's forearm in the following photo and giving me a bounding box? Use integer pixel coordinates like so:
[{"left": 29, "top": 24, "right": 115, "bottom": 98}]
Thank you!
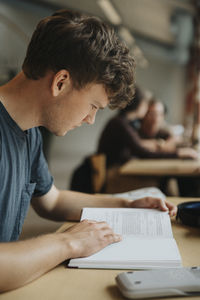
[
  {"left": 43, "top": 189, "right": 128, "bottom": 221},
  {"left": 0, "top": 233, "right": 68, "bottom": 292},
  {"left": 0, "top": 219, "right": 122, "bottom": 292}
]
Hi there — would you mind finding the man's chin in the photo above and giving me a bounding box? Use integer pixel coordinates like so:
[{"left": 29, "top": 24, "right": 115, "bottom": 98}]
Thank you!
[
  {"left": 54, "top": 130, "right": 69, "bottom": 137},
  {"left": 51, "top": 126, "right": 76, "bottom": 136}
]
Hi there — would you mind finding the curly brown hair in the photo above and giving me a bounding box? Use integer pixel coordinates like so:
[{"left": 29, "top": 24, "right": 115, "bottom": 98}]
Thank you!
[{"left": 22, "top": 9, "right": 135, "bottom": 109}]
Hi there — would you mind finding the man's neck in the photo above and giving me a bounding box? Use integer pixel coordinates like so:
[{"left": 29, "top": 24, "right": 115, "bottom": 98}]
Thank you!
[{"left": 0, "top": 72, "right": 44, "bottom": 131}]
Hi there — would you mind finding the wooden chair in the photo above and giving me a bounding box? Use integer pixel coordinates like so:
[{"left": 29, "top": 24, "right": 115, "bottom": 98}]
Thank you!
[{"left": 90, "top": 153, "right": 106, "bottom": 193}]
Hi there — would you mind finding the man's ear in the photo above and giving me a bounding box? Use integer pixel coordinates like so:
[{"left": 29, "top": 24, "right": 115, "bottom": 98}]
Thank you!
[{"left": 51, "top": 70, "right": 70, "bottom": 97}]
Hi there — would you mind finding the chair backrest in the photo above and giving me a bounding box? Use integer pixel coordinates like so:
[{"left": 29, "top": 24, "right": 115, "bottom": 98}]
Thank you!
[
  {"left": 90, "top": 153, "right": 106, "bottom": 193},
  {"left": 70, "top": 153, "right": 106, "bottom": 194}
]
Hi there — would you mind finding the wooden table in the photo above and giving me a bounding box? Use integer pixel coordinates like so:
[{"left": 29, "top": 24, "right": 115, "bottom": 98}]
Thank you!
[
  {"left": 1, "top": 198, "right": 200, "bottom": 300},
  {"left": 120, "top": 158, "right": 200, "bottom": 176}
]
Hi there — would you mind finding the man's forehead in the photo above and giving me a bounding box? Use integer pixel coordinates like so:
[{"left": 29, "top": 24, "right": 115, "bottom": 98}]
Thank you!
[{"left": 89, "top": 83, "right": 109, "bottom": 108}]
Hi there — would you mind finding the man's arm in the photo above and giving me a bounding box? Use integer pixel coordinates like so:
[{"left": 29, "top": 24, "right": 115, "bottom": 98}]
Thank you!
[
  {"left": 0, "top": 186, "right": 177, "bottom": 292},
  {"left": 31, "top": 185, "right": 177, "bottom": 222},
  {"left": 0, "top": 219, "right": 121, "bottom": 292},
  {"left": 0, "top": 185, "right": 125, "bottom": 292},
  {"left": 31, "top": 185, "right": 127, "bottom": 221}
]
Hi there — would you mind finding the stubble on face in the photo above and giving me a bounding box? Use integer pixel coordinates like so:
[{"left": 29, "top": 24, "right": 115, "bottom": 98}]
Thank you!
[{"left": 42, "top": 83, "right": 109, "bottom": 136}]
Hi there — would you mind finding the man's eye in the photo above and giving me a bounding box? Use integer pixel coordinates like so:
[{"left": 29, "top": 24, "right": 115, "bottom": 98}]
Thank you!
[{"left": 91, "top": 105, "right": 97, "bottom": 110}]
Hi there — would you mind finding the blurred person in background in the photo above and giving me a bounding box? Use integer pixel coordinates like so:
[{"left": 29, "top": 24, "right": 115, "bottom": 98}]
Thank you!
[
  {"left": 140, "top": 99, "right": 200, "bottom": 197},
  {"left": 140, "top": 99, "right": 182, "bottom": 152},
  {"left": 97, "top": 88, "right": 197, "bottom": 169}
]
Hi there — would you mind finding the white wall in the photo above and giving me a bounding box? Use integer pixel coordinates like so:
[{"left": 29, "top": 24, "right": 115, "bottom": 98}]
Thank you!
[
  {"left": 136, "top": 55, "right": 187, "bottom": 124},
  {"left": 0, "top": 1, "right": 52, "bottom": 77}
]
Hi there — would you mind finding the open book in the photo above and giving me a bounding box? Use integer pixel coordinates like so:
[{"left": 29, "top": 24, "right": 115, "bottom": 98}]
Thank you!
[{"left": 68, "top": 188, "right": 182, "bottom": 269}]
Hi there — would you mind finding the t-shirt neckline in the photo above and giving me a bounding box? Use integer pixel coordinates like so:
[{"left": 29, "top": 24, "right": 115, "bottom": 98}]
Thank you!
[{"left": 0, "top": 101, "right": 28, "bottom": 138}]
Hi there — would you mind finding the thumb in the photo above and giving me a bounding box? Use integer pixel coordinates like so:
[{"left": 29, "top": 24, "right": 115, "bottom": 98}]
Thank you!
[{"left": 158, "top": 199, "right": 169, "bottom": 212}]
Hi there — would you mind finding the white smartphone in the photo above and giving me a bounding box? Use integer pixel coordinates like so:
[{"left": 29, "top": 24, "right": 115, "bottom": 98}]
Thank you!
[{"left": 116, "top": 267, "right": 200, "bottom": 299}]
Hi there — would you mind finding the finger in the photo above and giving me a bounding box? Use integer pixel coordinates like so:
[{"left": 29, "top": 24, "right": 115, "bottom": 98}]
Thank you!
[
  {"left": 104, "top": 233, "right": 122, "bottom": 244},
  {"left": 94, "top": 225, "right": 121, "bottom": 243},
  {"left": 84, "top": 220, "right": 111, "bottom": 231},
  {"left": 81, "top": 219, "right": 111, "bottom": 228},
  {"left": 81, "top": 219, "right": 97, "bottom": 223},
  {"left": 113, "top": 234, "right": 122, "bottom": 242},
  {"left": 83, "top": 221, "right": 115, "bottom": 237},
  {"left": 165, "top": 201, "right": 177, "bottom": 217},
  {"left": 155, "top": 199, "right": 169, "bottom": 211},
  {"left": 129, "top": 198, "right": 150, "bottom": 208},
  {"left": 146, "top": 198, "right": 168, "bottom": 211}
]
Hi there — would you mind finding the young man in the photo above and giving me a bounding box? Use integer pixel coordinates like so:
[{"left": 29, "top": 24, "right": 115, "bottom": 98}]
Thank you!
[{"left": 0, "top": 10, "right": 177, "bottom": 292}]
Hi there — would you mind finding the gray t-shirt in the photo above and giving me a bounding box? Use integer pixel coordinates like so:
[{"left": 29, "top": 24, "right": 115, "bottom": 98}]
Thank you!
[{"left": 0, "top": 102, "right": 53, "bottom": 242}]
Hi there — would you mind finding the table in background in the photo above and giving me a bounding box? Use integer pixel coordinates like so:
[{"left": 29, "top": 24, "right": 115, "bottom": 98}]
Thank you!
[
  {"left": 105, "top": 158, "right": 200, "bottom": 194},
  {"left": 1, "top": 198, "right": 200, "bottom": 300},
  {"left": 120, "top": 158, "right": 200, "bottom": 176}
]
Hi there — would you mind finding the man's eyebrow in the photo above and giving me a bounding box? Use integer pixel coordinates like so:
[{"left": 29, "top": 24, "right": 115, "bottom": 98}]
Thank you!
[{"left": 95, "top": 101, "right": 107, "bottom": 109}]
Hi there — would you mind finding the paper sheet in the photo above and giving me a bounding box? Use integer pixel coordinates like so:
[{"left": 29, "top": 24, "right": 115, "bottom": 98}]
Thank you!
[{"left": 81, "top": 208, "right": 173, "bottom": 238}]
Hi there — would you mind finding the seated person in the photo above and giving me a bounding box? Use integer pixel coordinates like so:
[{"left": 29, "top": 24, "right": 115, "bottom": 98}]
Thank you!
[
  {"left": 0, "top": 9, "right": 178, "bottom": 292},
  {"left": 97, "top": 88, "right": 197, "bottom": 169},
  {"left": 140, "top": 99, "right": 200, "bottom": 197},
  {"left": 140, "top": 99, "right": 180, "bottom": 152}
]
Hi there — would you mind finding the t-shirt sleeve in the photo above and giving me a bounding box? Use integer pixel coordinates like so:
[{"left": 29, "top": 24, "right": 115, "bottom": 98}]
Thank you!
[{"left": 30, "top": 128, "right": 53, "bottom": 197}]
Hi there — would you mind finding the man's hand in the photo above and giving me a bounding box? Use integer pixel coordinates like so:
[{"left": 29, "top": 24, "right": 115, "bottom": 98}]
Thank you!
[
  {"left": 0, "top": 220, "right": 121, "bottom": 292},
  {"left": 127, "top": 197, "right": 177, "bottom": 217},
  {"left": 61, "top": 219, "right": 121, "bottom": 259}
]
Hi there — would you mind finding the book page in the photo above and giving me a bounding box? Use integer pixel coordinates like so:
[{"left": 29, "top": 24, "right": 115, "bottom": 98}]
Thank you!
[
  {"left": 113, "top": 187, "right": 166, "bottom": 201},
  {"left": 69, "top": 207, "right": 181, "bottom": 269},
  {"left": 69, "top": 237, "right": 181, "bottom": 269},
  {"left": 81, "top": 208, "right": 173, "bottom": 238}
]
